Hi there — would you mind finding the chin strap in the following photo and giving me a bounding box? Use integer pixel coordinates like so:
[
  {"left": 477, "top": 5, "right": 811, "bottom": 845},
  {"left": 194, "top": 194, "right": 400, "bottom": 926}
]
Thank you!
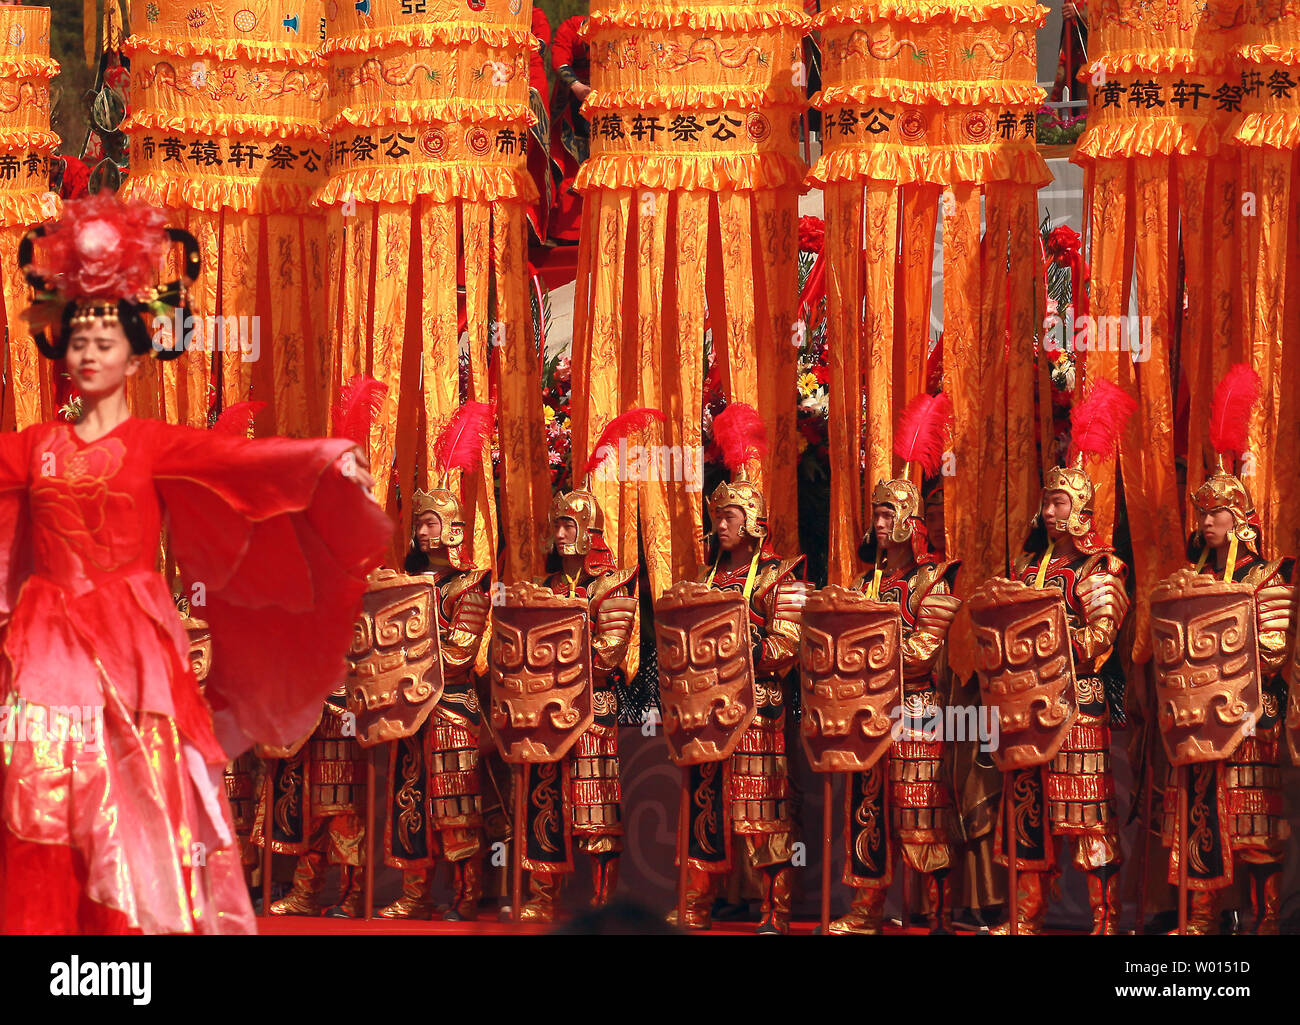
[
  {"left": 866, "top": 553, "right": 884, "bottom": 600},
  {"left": 1195, "top": 534, "right": 1238, "bottom": 582},
  {"left": 1034, "top": 539, "right": 1056, "bottom": 590},
  {"left": 707, "top": 544, "right": 763, "bottom": 602}
]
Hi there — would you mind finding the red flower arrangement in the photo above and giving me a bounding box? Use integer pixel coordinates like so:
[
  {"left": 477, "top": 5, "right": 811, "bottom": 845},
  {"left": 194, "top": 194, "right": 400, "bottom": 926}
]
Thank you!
[{"left": 798, "top": 215, "right": 824, "bottom": 255}]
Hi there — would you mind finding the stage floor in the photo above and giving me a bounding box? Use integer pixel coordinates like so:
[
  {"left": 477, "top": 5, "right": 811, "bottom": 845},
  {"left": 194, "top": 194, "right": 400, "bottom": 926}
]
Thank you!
[{"left": 254, "top": 916, "right": 1020, "bottom": 936}]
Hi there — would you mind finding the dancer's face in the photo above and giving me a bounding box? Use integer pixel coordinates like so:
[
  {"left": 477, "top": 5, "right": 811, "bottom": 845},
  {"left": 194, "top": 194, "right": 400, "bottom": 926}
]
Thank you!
[
  {"left": 1200, "top": 509, "right": 1234, "bottom": 551},
  {"left": 414, "top": 511, "right": 444, "bottom": 551},
  {"left": 872, "top": 504, "right": 897, "bottom": 549},
  {"left": 1040, "top": 490, "right": 1073, "bottom": 538},
  {"left": 65, "top": 318, "right": 140, "bottom": 398},
  {"left": 553, "top": 517, "right": 577, "bottom": 552},
  {"left": 715, "top": 506, "right": 747, "bottom": 552}
]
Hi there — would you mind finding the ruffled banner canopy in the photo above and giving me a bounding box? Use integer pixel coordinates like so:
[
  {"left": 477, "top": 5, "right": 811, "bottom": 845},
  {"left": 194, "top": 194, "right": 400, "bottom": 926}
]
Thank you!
[
  {"left": 1072, "top": 0, "right": 1283, "bottom": 662},
  {"left": 808, "top": 1, "right": 1049, "bottom": 680},
  {"left": 316, "top": 0, "right": 543, "bottom": 575},
  {"left": 0, "top": 5, "right": 60, "bottom": 431},
  {"left": 1233, "top": 2, "right": 1300, "bottom": 565},
  {"left": 122, "top": 0, "right": 330, "bottom": 438},
  {"left": 572, "top": 0, "right": 809, "bottom": 639}
]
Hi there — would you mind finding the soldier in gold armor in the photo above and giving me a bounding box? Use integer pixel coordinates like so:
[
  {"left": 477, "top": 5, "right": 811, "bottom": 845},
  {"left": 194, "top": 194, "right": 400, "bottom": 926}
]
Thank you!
[
  {"left": 674, "top": 404, "right": 804, "bottom": 934},
  {"left": 831, "top": 475, "right": 961, "bottom": 934},
  {"left": 994, "top": 398, "right": 1132, "bottom": 935},
  {"left": 376, "top": 486, "right": 492, "bottom": 920},
  {"left": 254, "top": 696, "right": 369, "bottom": 917},
  {"left": 1160, "top": 370, "right": 1294, "bottom": 935},
  {"left": 517, "top": 477, "right": 638, "bottom": 922}
]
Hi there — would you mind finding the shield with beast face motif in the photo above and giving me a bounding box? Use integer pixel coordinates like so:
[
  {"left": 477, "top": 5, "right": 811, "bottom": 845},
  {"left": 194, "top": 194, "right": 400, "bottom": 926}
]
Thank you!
[
  {"left": 655, "top": 581, "right": 757, "bottom": 766},
  {"left": 344, "top": 570, "right": 444, "bottom": 748},
  {"left": 798, "top": 586, "right": 902, "bottom": 773},
  {"left": 1150, "top": 568, "right": 1260, "bottom": 766},
  {"left": 489, "top": 582, "right": 593, "bottom": 763},
  {"left": 969, "top": 577, "right": 1077, "bottom": 771}
]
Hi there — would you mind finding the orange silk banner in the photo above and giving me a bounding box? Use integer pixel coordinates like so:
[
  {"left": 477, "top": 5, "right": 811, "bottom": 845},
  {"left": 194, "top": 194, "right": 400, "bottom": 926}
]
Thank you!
[
  {"left": 809, "top": 1, "right": 1049, "bottom": 677},
  {"left": 0, "top": 5, "right": 59, "bottom": 431},
  {"left": 317, "top": 0, "right": 539, "bottom": 573},
  {"left": 575, "top": 0, "right": 809, "bottom": 609},
  {"left": 1234, "top": 3, "right": 1300, "bottom": 558},
  {"left": 123, "top": 0, "right": 327, "bottom": 436},
  {"left": 1075, "top": 0, "right": 1240, "bottom": 661}
]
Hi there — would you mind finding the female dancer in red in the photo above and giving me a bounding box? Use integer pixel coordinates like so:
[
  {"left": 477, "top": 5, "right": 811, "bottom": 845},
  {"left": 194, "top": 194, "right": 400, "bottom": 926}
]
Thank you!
[{"left": 0, "top": 194, "right": 392, "bottom": 934}]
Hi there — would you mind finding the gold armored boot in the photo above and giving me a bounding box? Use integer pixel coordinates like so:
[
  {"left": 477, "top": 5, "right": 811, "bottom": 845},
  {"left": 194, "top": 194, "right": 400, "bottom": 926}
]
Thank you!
[
  {"left": 927, "top": 872, "right": 954, "bottom": 935},
  {"left": 518, "top": 871, "right": 562, "bottom": 924},
  {"left": 270, "top": 851, "right": 327, "bottom": 916},
  {"left": 1250, "top": 868, "right": 1281, "bottom": 936},
  {"left": 1087, "top": 868, "right": 1121, "bottom": 935},
  {"left": 591, "top": 853, "right": 620, "bottom": 907},
  {"left": 443, "top": 858, "right": 482, "bottom": 922},
  {"left": 990, "top": 872, "right": 1046, "bottom": 934},
  {"left": 756, "top": 866, "right": 793, "bottom": 935},
  {"left": 324, "top": 864, "right": 366, "bottom": 918},
  {"left": 1169, "top": 890, "right": 1219, "bottom": 935},
  {"left": 377, "top": 869, "right": 436, "bottom": 920},
  {"left": 829, "top": 886, "right": 886, "bottom": 935},
  {"left": 666, "top": 867, "right": 718, "bottom": 930}
]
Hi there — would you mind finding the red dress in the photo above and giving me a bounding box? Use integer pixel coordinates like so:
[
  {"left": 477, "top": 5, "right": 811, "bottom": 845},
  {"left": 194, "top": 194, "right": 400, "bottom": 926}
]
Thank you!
[{"left": 0, "top": 417, "right": 390, "bottom": 934}]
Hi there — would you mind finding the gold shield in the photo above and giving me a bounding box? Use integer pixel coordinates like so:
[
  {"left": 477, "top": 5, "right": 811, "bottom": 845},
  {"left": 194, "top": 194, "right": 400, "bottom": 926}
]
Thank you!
[
  {"left": 968, "top": 577, "right": 1078, "bottom": 771},
  {"left": 489, "top": 581, "right": 594, "bottom": 763},
  {"left": 345, "top": 570, "right": 444, "bottom": 748},
  {"left": 798, "top": 586, "right": 902, "bottom": 773},
  {"left": 654, "top": 581, "right": 757, "bottom": 766},
  {"left": 1150, "top": 568, "right": 1261, "bottom": 766}
]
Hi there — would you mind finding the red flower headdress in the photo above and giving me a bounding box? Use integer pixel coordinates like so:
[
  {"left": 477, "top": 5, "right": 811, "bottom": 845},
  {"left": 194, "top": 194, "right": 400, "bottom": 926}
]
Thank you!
[{"left": 18, "top": 192, "right": 202, "bottom": 361}]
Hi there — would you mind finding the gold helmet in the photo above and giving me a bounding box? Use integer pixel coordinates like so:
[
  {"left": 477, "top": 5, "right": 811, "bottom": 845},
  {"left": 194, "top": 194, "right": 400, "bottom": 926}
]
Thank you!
[
  {"left": 1191, "top": 457, "right": 1260, "bottom": 552},
  {"left": 1191, "top": 365, "right": 1263, "bottom": 555},
  {"left": 860, "top": 393, "right": 953, "bottom": 559},
  {"left": 708, "top": 402, "right": 769, "bottom": 543},
  {"left": 549, "top": 484, "right": 604, "bottom": 557},
  {"left": 707, "top": 464, "right": 768, "bottom": 542},
  {"left": 1041, "top": 461, "right": 1096, "bottom": 540},
  {"left": 412, "top": 487, "right": 467, "bottom": 551},
  {"left": 554, "top": 407, "right": 665, "bottom": 558},
  {"left": 870, "top": 477, "right": 921, "bottom": 544},
  {"left": 414, "top": 401, "right": 494, "bottom": 565},
  {"left": 1035, "top": 379, "right": 1135, "bottom": 544}
]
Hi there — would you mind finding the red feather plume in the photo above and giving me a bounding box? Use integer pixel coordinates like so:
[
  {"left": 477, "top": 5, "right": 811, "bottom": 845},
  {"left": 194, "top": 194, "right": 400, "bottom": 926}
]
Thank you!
[
  {"left": 893, "top": 392, "right": 953, "bottom": 477},
  {"left": 1070, "top": 379, "right": 1137, "bottom": 462},
  {"left": 435, "top": 401, "right": 494, "bottom": 475},
  {"left": 1208, "top": 363, "right": 1260, "bottom": 460},
  {"left": 213, "top": 400, "right": 266, "bottom": 437},
  {"left": 331, "top": 375, "right": 387, "bottom": 447},
  {"left": 582, "top": 407, "right": 666, "bottom": 479},
  {"left": 712, "top": 402, "right": 768, "bottom": 472}
]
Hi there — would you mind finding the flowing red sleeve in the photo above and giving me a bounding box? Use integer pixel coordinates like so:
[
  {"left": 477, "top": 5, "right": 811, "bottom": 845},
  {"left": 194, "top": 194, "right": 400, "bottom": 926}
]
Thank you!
[
  {"left": 151, "top": 423, "right": 393, "bottom": 751},
  {"left": 552, "top": 16, "right": 581, "bottom": 72},
  {"left": 0, "top": 426, "right": 39, "bottom": 622}
]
